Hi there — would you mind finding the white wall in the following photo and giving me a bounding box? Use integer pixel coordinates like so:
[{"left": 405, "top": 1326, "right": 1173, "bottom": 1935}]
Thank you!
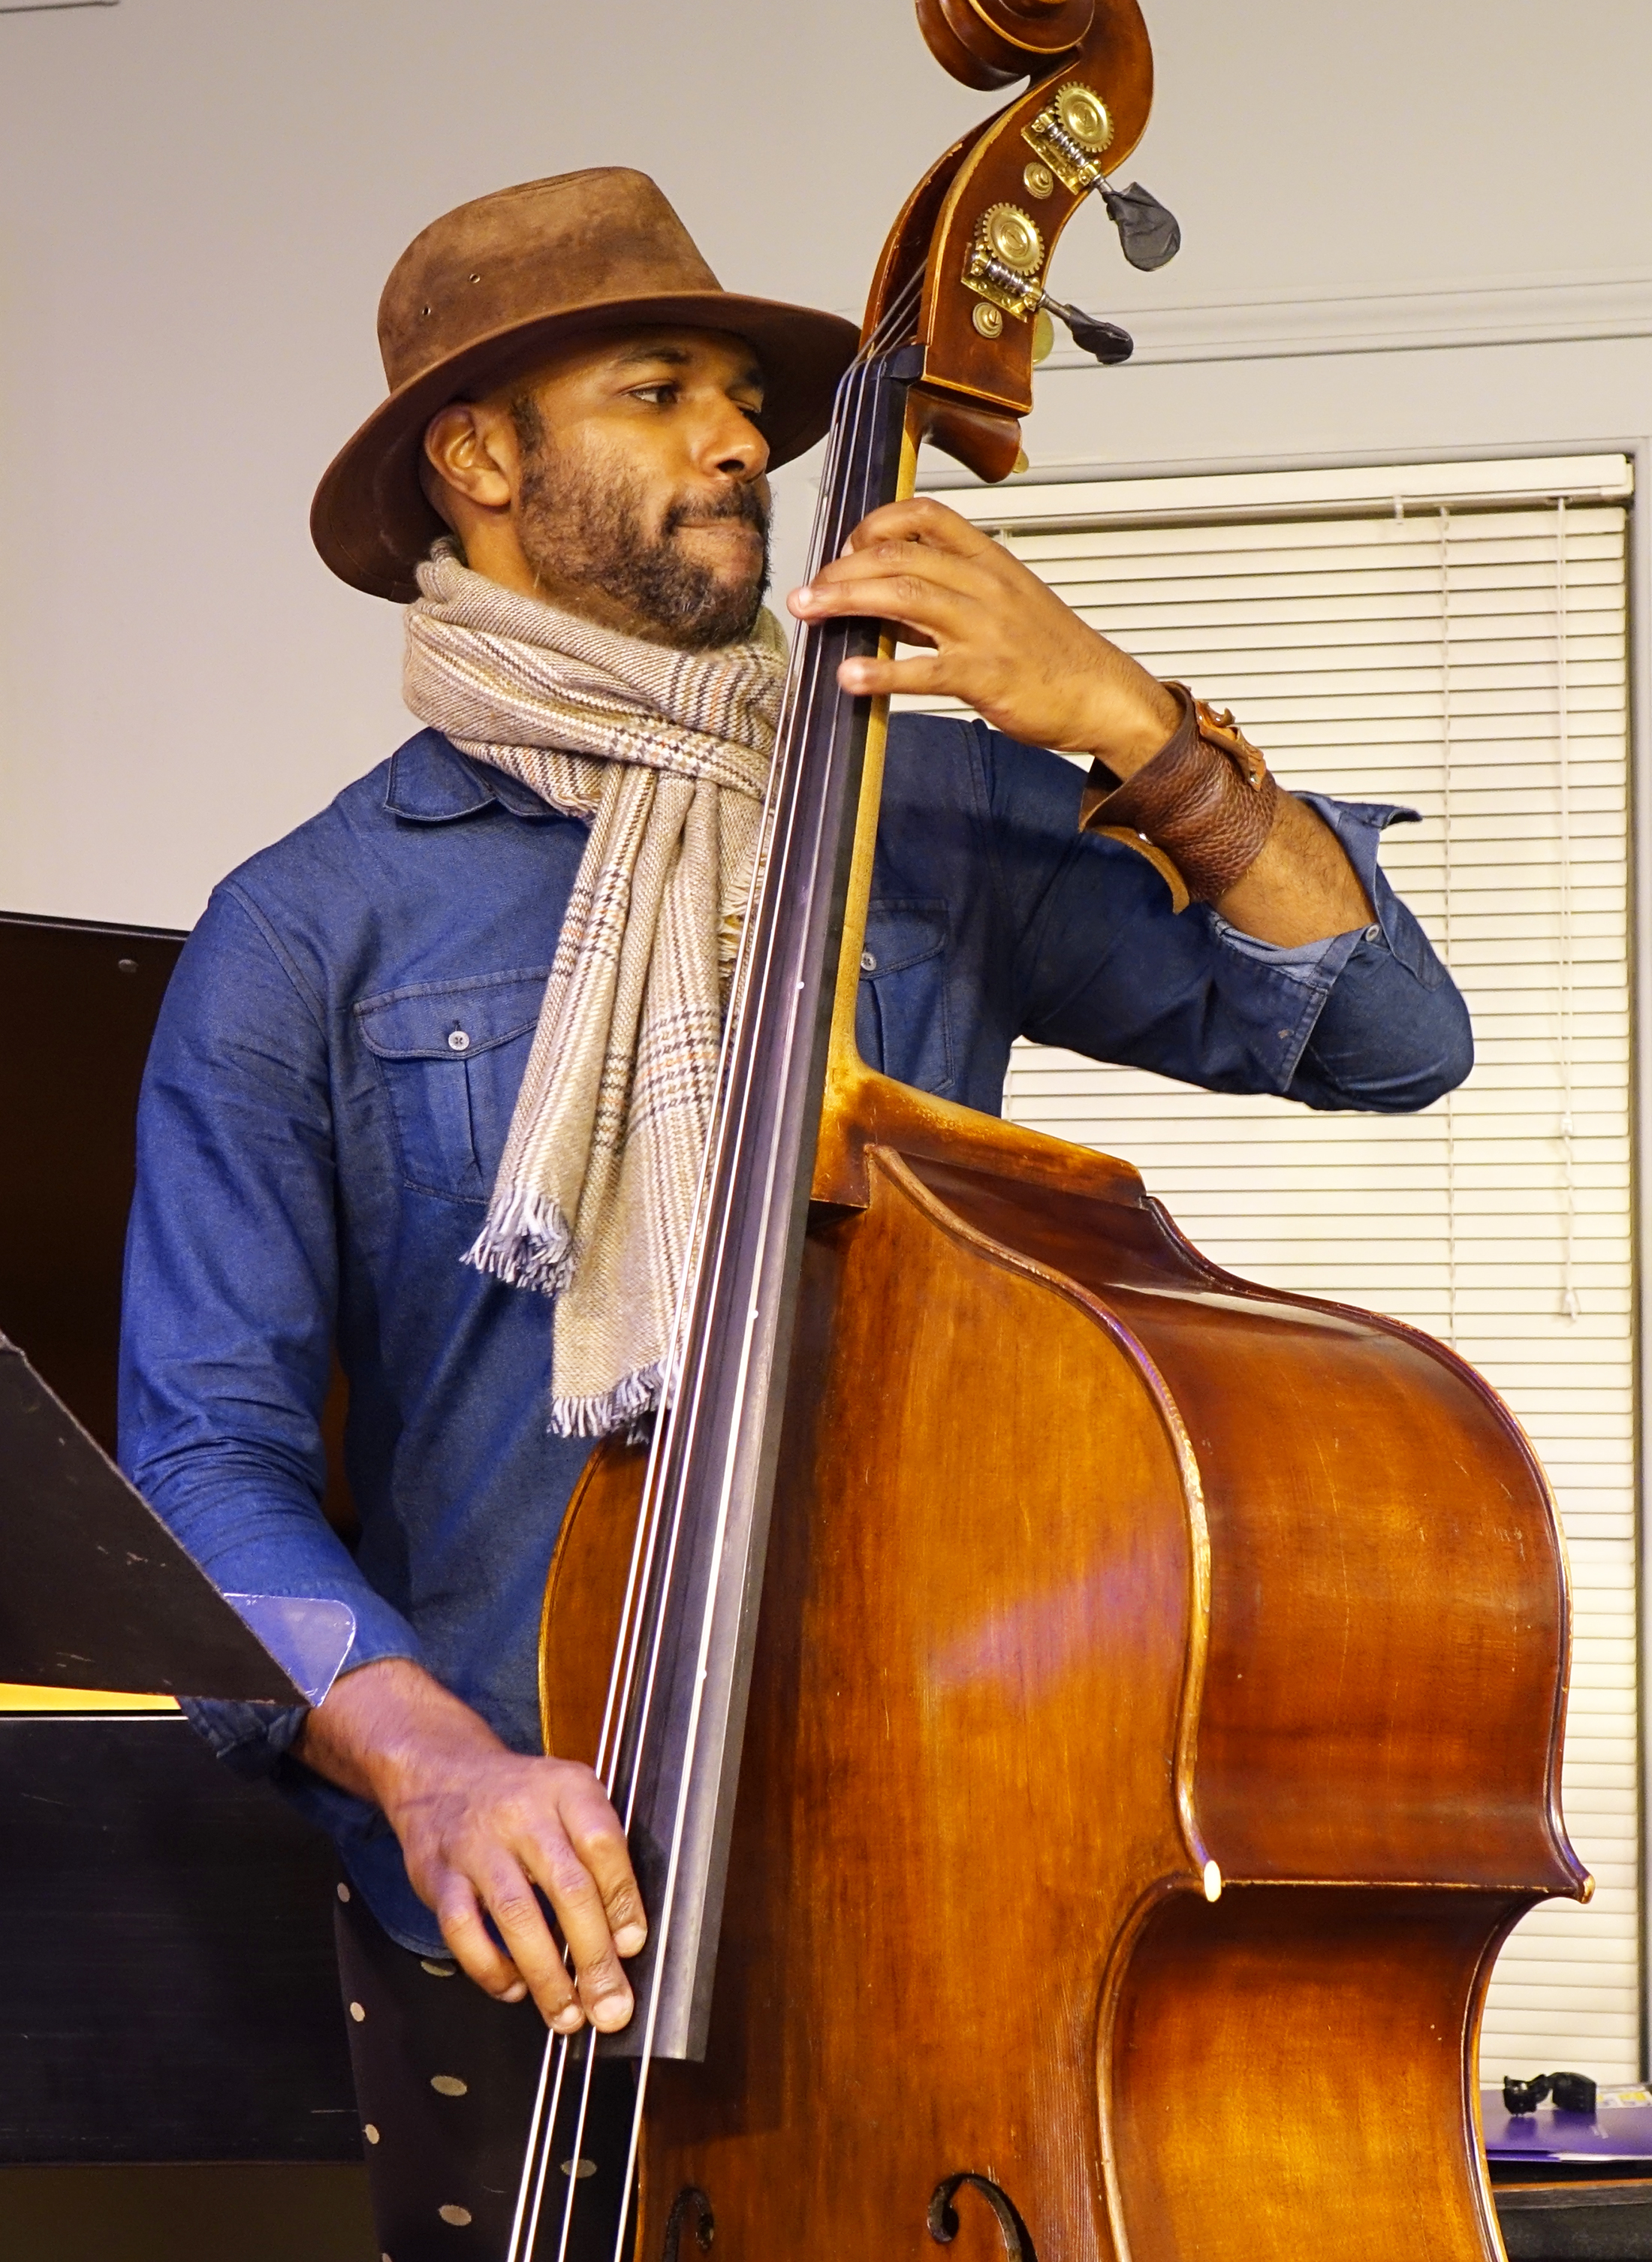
[{"left": 2, "top": 0, "right": 1650, "bottom": 930}]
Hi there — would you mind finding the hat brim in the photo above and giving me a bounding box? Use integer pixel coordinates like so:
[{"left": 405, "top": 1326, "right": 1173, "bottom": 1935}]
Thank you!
[{"left": 310, "top": 292, "right": 861, "bottom": 603}]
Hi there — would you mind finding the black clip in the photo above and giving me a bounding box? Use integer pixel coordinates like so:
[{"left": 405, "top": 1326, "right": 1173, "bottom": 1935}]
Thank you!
[{"left": 1503, "top": 2070, "right": 1598, "bottom": 2116}]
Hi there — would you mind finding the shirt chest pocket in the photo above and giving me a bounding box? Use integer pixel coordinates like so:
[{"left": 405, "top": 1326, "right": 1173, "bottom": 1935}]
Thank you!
[
  {"left": 355, "top": 969, "right": 549, "bottom": 1204},
  {"left": 855, "top": 898, "right": 954, "bottom": 1097}
]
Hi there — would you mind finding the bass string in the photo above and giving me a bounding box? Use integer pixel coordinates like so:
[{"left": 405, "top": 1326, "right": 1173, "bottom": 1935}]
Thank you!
[
  {"left": 590, "top": 266, "right": 919, "bottom": 1792},
  {"left": 684, "top": 269, "right": 919, "bottom": 1125},
  {"left": 503, "top": 362, "right": 878, "bottom": 2262},
  {"left": 594, "top": 336, "right": 888, "bottom": 1998},
  {"left": 589, "top": 275, "right": 909, "bottom": 1829},
  {"left": 598, "top": 302, "right": 912, "bottom": 1868},
  {"left": 710, "top": 263, "right": 927, "bottom": 1115},
  {"left": 503, "top": 337, "right": 891, "bottom": 2262},
  {"left": 623, "top": 267, "right": 924, "bottom": 1657},
  {"left": 511, "top": 273, "right": 924, "bottom": 2262},
  {"left": 586, "top": 273, "right": 921, "bottom": 1882},
  {"left": 595, "top": 330, "right": 890, "bottom": 1828},
  {"left": 589, "top": 264, "right": 922, "bottom": 2178},
  {"left": 580, "top": 300, "right": 921, "bottom": 2262},
  {"left": 534, "top": 290, "right": 918, "bottom": 2254}
]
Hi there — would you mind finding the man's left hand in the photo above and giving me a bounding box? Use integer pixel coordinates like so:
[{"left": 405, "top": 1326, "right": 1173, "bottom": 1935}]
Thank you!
[{"left": 788, "top": 496, "right": 1180, "bottom": 778}]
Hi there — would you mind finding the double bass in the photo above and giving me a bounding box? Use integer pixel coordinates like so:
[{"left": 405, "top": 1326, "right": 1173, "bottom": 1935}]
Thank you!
[{"left": 522, "top": 5, "right": 1588, "bottom": 2254}]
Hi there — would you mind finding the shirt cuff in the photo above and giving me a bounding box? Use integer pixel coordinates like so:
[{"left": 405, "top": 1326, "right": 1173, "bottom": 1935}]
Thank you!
[
  {"left": 179, "top": 1693, "right": 312, "bottom": 1781},
  {"left": 178, "top": 1588, "right": 423, "bottom": 1783},
  {"left": 1207, "top": 915, "right": 1349, "bottom": 978}
]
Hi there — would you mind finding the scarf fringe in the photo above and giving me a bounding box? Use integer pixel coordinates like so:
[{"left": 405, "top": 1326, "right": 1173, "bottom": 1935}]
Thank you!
[
  {"left": 462, "top": 1187, "right": 574, "bottom": 1298},
  {"left": 550, "top": 1360, "right": 665, "bottom": 1440}
]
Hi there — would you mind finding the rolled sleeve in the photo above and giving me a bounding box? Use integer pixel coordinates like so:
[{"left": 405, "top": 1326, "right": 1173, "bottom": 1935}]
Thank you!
[
  {"left": 986, "top": 725, "right": 1470, "bottom": 1112},
  {"left": 1201, "top": 794, "right": 1474, "bottom": 1111},
  {"left": 1279, "top": 795, "right": 1473, "bottom": 1111},
  {"left": 119, "top": 885, "right": 422, "bottom": 1778}
]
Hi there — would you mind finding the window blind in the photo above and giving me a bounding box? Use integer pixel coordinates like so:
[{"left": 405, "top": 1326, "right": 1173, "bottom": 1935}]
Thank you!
[{"left": 906, "top": 456, "right": 1638, "bottom": 2082}]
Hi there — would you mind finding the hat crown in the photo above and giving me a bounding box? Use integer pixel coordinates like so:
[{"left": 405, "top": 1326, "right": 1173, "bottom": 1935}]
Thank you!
[{"left": 377, "top": 167, "right": 724, "bottom": 394}]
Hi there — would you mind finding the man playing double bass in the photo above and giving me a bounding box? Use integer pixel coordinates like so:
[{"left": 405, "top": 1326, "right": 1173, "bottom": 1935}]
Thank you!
[{"left": 120, "top": 167, "right": 1470, "bottom": 2257}]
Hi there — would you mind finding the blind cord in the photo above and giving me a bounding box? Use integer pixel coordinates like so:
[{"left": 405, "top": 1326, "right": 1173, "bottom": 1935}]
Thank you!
[
  {"left": 1440, "top": 507, "right": 1459, "bottom": 1347},
  {"left": 1557, "top": 496, "right": 1581, "bottom": 1322}
]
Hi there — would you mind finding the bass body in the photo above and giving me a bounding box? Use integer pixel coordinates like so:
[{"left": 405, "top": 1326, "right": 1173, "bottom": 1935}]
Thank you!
[{"left": 544, "top": 1069, "right": 1583, "bottom": 2261}]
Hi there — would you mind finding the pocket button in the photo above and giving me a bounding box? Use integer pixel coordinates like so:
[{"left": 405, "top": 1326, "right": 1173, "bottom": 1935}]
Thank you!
[{"left": 447, "top": 1029, "right": 471, "bottom": 1052}]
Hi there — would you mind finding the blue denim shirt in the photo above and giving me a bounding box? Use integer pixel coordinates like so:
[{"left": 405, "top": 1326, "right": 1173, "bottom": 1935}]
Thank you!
[{"left": 119, "top": 714, "right": 1469, "bottom": 1953}]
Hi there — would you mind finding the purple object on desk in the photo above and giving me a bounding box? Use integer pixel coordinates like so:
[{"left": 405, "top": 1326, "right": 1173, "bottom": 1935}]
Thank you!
[{"left": 1483, "top": 2087, "right": 1652, "bottom": 2162}]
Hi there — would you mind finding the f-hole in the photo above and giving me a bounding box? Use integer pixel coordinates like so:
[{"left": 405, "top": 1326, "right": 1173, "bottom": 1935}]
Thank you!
[
  {"left": 662, "top": 2185, "right": 715, "bottom": 2258},
  {"left": 928, "top": 2173, "right": 1038, "bottom": 2259}
]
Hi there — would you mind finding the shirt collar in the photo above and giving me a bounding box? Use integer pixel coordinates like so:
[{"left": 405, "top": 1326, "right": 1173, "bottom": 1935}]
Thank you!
[{"left": 384, "top": 730, "right": 565, "bottom": 824}]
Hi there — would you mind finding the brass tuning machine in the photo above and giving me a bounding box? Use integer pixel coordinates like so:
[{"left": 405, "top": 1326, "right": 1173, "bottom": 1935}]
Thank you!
[
  {"left": 1022, "top": 80, "right": 1115, "bottom": 195},
  {"left": 1020, "top": 76, "right": 1183, "bottom": 276},
  {"left": 963, "top": 201, "right": 1048, "bottom": 329},
  {"left": 960, "top": 201, "right": 1133, "bottom": 364}
]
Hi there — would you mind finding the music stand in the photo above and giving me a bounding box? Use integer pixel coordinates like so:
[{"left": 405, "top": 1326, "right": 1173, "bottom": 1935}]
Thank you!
[{"left": 0, "top": 1334, "right": 353, "bottom": 1706}]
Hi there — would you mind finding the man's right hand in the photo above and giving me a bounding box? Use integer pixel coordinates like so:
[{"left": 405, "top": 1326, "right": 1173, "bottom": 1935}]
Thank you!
[{"left": 297, "top": 1657, "right": 646, "bottom": 2034}]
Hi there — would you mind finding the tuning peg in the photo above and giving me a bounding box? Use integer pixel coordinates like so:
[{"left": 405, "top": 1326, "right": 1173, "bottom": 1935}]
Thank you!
[
  {"left": 1038, "top": 292, "right": 1134, "bottom": 365},
  {"left": 1098, "top": 181, "right": 1181, "bottom": 273}
]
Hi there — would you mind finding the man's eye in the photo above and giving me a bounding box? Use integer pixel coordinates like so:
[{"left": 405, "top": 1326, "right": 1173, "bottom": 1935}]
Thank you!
[{"left": 631, "top": 384, "right": 677, "bottom": 406}]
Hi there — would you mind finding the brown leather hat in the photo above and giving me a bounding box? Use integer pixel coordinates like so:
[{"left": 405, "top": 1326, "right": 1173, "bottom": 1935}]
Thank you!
[{"left": 311, "top": 167, "right": 860, "bottom": 603}]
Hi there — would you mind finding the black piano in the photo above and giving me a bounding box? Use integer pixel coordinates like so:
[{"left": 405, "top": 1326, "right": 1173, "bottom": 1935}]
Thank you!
[{"left": 0, "top": 912, "right": 372, "bottom": 2261}]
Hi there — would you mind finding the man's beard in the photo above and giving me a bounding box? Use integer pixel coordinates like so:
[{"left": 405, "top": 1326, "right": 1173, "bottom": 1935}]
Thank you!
[{"left": 513, "top": 410, "right": 770, "bottom": 650}]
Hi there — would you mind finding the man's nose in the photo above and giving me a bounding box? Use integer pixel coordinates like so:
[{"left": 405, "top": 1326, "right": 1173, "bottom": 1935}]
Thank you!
[{"left": 698, "top": 400, "right": 769, "bottom": 484}]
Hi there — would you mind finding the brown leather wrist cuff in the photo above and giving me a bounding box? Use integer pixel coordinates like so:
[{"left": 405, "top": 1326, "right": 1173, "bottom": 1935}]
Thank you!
[{"left": 1078, "top": 683, "right": 1283, "bottom": 912}]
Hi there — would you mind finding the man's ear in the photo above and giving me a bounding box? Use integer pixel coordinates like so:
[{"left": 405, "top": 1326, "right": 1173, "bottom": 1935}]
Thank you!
[
  {"left": 418, "top": 451, "right": 460, "bottom": 532},
  {"left": 423, "top": 401, "right": 516, "bottom": 519}
]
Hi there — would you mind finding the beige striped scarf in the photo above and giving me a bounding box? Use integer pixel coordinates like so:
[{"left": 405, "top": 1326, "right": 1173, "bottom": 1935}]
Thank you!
[{"left": 403, "top": 541, "right": 785, "bottom": 1437}]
